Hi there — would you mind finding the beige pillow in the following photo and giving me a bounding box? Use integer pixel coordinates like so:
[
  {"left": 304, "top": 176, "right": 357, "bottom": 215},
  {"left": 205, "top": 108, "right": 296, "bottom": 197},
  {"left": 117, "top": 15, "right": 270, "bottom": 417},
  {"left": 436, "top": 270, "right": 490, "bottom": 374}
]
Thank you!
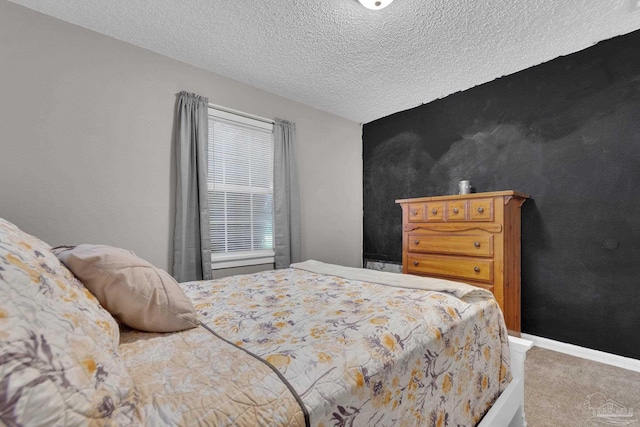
[{"left": 55, "top": 244, "right": 199, "bottom": 332}]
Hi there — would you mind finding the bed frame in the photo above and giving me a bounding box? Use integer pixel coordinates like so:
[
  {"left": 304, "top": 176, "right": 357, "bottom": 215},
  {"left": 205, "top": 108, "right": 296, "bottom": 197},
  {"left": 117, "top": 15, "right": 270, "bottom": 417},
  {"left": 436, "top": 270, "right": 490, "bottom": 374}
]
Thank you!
[{"left": 478, "top": 336, "right": 533, "bottom": 427}]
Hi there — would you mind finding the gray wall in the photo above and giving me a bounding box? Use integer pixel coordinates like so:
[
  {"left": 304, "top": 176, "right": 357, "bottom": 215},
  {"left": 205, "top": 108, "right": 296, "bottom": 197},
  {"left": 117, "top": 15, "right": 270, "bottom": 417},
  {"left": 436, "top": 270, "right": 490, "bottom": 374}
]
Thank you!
[{"left": 0, "top": 1, "right": 363, "bottom": 273}]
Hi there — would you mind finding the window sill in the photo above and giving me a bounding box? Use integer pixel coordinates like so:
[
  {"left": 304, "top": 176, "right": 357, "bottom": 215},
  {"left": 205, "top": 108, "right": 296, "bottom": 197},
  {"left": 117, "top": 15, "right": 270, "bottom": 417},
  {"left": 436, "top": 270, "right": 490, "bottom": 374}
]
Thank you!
[{"left": 210, "top": 251, "right": 275, "bottom": 270}]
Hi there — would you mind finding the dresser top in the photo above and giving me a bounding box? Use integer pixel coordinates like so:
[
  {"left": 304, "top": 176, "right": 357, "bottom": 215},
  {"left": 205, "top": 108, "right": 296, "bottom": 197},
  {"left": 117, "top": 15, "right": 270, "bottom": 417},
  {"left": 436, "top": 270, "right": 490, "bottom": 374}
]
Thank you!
[{"left": 395, "top": 190, "right": 530, "bottom": 204}]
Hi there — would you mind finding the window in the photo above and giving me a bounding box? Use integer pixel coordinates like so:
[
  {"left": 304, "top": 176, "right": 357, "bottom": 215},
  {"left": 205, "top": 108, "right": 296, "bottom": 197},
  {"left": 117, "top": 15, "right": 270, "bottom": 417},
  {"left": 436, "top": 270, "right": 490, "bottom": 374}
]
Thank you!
[{"left": 207, "top": 107, "right": 274, "bottom": 269}]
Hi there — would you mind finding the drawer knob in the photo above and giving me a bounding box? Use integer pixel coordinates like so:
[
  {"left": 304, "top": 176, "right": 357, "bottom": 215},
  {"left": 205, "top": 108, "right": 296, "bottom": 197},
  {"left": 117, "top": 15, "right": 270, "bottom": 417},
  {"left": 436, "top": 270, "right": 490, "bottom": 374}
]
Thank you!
[
  {"left": 477, "top": 207, "right": 484, "bottom": 213},
  {"left": 474, "top": 241, "right": 481, "bottom": 248},
  {"left": 431, "top": 208, "right": 437, "bottom": 215},
  {"left": 474, "top": 266, "right": 480, "bottom": 272},
  {"left": 414, "top": 239, "right": 420, "bottom": 245},
  {"left": 453, "top": 208, "right": 459, "bottom": 214},
  {"left": 413, "top": 260, "right": 419, "bottom": 266},
  {"left": 410, "top": 209, "right": 417, "bottom": 215}
]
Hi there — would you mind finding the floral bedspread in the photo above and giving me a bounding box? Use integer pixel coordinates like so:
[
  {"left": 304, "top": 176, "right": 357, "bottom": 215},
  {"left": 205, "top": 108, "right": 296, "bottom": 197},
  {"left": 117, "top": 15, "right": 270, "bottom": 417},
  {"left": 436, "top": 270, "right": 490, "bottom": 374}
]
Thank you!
[
  {"left": 0, "top": 214, "right": 509, "bottom": 427},
  {"left": 183, "top": 261, "right": 511, "bottom": 427},
  {"left": 118, "top": 325, "right": 306, "bottom": 426}
]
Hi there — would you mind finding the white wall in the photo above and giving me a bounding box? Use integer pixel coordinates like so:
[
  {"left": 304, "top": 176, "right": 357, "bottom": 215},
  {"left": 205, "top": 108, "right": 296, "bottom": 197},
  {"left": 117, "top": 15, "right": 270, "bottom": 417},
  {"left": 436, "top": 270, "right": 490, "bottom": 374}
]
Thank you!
[{"left": 0, "top": 0, "right": 363, "bottom": 273}]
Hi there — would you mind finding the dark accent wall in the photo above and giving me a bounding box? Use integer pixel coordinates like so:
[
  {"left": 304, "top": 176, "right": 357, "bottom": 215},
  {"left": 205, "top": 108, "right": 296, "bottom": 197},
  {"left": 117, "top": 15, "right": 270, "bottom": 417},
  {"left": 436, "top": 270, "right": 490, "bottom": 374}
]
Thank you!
[{"left": 363, "top": 30, "right": 640, "bottom": 359}]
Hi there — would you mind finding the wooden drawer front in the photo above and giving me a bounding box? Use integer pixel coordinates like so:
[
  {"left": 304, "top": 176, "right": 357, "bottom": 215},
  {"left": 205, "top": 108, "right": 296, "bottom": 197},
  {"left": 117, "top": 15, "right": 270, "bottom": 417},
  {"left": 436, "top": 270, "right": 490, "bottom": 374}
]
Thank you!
[
  {"left": 407, "top": 203, "right": 424, "bottom": 222},
  {"left": 469, "top": 198, "right": 494, "bottom": 221},
  {"left": 425, "top": 202, "right": 445, "bottom": 221},
  {"left": 446, "top": 200, "right": 467, "bottom": 221},
  {"left": 407, "top": 255, "right": 494, "bottom": 283},
  {"left": 408, "top": 234, "right": 493, "bottom": 257}
]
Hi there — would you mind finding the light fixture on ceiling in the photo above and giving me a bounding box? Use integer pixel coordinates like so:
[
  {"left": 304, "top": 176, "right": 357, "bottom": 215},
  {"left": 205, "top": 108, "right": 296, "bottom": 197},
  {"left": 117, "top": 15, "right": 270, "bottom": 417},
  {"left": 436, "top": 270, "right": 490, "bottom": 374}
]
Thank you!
[{"left": 358, "top": 0, "right": 394, "bottom": 10}]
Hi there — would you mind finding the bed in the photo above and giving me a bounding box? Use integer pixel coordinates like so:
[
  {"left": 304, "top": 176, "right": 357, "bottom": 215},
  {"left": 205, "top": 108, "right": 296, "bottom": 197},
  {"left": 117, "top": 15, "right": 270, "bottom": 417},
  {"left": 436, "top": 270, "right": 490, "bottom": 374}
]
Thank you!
[{"left": 0, "top": 217, "right": 530, "bottom": 426}]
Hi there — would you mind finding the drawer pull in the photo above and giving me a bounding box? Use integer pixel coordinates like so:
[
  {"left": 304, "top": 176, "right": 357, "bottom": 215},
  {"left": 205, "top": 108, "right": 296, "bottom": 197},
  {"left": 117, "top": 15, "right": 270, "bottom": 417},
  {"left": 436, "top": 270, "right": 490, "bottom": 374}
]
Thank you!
[
  {"left": 474, "top": 266, "right": 480, "bottom": 272},
  {"left": 431, "top": 208, "right": 437, "bottom": 215},
  {"left": 477, "top": 207, "right": 484, "bottom": 213},
  {"left": 453, "top": 208, "right": 459, "bottom": 214},
  {"left": 474, "top": 241, "right": 481, "bottom": 248},
  {"left": 414, "top": 239, "right": 420, "bottom": 245},
  {"left": 410, "top": 209, "right": 417, "bottom": 215},
  {"left": 413, "top": 260, "right": 419, "bottom": 266}
]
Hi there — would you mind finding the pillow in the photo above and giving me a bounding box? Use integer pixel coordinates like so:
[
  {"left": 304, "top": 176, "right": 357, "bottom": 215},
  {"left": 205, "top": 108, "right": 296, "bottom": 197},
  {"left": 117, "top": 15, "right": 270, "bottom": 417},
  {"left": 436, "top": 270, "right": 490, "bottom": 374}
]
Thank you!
[
  {"left": 0, "top": 218, "right": 139, "bottom": 425},
  {"left": 54, "top": 244, "right": 199, "bottom": 333}
]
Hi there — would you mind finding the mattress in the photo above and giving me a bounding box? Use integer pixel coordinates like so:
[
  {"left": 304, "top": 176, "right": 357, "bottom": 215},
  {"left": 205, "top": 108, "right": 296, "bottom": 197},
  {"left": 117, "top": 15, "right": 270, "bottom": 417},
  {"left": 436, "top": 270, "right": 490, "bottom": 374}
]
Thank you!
[{"left": 119, "top": 261, "right": 511, "bottom": 426}]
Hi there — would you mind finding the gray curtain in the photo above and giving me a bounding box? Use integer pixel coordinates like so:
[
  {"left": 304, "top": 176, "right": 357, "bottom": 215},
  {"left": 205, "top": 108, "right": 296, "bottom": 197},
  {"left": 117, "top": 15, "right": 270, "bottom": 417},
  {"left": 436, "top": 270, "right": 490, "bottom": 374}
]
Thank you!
[
  {"left": 273, "top": 118, "right": 302, "bottom": 269},
  {"left": 173, "top": 92, "right": 212, "bottom": 281}
]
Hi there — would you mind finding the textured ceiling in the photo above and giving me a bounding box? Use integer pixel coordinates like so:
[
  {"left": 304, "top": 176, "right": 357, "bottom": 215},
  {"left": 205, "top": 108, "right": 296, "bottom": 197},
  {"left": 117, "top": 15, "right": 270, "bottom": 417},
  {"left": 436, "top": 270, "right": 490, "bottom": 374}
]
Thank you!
[{"left": 9, "top": 0, "right": 640, "bottom": 123}]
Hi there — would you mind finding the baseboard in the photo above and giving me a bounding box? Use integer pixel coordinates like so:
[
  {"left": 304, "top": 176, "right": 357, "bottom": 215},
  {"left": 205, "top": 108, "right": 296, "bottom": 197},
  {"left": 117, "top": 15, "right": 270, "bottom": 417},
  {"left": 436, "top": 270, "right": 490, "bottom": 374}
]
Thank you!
[{"left": 521, "top": 333, "right": 640, "bottom": 373}]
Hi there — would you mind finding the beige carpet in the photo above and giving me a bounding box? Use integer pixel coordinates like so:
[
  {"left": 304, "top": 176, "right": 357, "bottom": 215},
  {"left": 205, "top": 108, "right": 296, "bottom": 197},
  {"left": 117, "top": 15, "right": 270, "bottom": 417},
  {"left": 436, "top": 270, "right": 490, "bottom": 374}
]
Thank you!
[{"left": 524, "top": 346, "right": 640, "bottom": 427}]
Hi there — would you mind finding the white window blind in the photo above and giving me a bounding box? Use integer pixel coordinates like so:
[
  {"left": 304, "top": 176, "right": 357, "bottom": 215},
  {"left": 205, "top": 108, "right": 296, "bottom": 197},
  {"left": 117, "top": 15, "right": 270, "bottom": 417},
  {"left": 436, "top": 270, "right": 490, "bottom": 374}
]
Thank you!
[{"left": 208, "top": 108, "right": 274, "bottom": 269}]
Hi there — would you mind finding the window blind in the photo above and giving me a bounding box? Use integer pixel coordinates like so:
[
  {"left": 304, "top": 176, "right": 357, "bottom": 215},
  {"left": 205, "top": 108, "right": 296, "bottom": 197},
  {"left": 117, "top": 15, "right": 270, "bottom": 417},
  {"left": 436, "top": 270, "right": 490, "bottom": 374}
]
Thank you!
[{"left": 208, "top": 109, "right": 274, "bottom": 267}]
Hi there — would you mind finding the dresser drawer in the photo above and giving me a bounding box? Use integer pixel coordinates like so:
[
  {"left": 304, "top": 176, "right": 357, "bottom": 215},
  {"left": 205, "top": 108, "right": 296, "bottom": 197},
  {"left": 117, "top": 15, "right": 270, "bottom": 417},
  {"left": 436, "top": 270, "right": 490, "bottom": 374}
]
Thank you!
[
  {"left": 425, "top": 202, "right": 445, "bottom": 221},
  {"left": 469, "top": 198, "right": 494, "bottom": 221},
  {"left": 407, "top": 255, "right": 494, "bottom": 283},
  {"left": 408, "top": 234, "right": 493, "bottom": 257},
  {"left": 446, "top": 200, "right": 467, "bottom": 221},
  {"left": 407, "top": 203, "right": 424, "bottom": 222}
]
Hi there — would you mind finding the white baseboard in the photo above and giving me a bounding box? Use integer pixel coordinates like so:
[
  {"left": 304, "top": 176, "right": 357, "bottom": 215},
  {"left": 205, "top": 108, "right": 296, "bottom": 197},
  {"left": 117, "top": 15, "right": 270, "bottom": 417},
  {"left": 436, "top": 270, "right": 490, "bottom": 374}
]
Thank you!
[{"left": 521, "top": 333, "right": 640, "bottom": 373}]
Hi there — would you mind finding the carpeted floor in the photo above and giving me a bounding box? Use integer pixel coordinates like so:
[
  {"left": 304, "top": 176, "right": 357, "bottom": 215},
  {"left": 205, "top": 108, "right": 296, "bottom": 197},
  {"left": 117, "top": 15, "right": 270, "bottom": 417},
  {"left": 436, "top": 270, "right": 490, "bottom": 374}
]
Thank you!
[{"left": 524, "top": 346, "right": 640, "bottom": 427}]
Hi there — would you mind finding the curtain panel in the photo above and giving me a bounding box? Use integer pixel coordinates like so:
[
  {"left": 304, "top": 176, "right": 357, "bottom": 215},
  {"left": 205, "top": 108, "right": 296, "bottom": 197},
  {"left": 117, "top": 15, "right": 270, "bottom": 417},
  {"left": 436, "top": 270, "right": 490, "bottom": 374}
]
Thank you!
[
  {"left": 273, "top": 118, "right": 302, "bottom": 269},
  {"left": 173, "top": 91, "right": 212, "bottom": 281}
]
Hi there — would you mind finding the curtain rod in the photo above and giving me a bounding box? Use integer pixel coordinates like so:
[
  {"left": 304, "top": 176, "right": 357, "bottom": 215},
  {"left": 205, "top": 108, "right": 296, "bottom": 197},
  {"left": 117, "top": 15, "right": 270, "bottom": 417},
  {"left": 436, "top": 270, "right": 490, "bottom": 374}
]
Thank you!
[{"left": 208, "top": 103, "right": 275, "bottom": 125}]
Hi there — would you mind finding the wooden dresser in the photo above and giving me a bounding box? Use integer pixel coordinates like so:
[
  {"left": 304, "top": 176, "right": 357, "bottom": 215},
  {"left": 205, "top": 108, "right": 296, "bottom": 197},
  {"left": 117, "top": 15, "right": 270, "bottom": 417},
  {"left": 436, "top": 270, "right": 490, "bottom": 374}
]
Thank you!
[{"left": 396, "top": 191, "right": 529, "bottom": 335}]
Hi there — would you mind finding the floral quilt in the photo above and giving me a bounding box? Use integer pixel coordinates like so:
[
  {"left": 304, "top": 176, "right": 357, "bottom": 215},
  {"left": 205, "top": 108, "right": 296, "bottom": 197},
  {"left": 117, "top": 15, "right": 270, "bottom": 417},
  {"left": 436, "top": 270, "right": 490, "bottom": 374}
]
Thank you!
[
  {"left": 1, "top": 208, "right": 510, "bottom": 426},
  {"left": 118, "top": 325, "right": 307, "bottom": 426},
  {"left": 0, "top": 218, "right": 139, "bottom": 426},
  {"left": 183, "top": 260, "right": 512, "bottom": 427}
]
